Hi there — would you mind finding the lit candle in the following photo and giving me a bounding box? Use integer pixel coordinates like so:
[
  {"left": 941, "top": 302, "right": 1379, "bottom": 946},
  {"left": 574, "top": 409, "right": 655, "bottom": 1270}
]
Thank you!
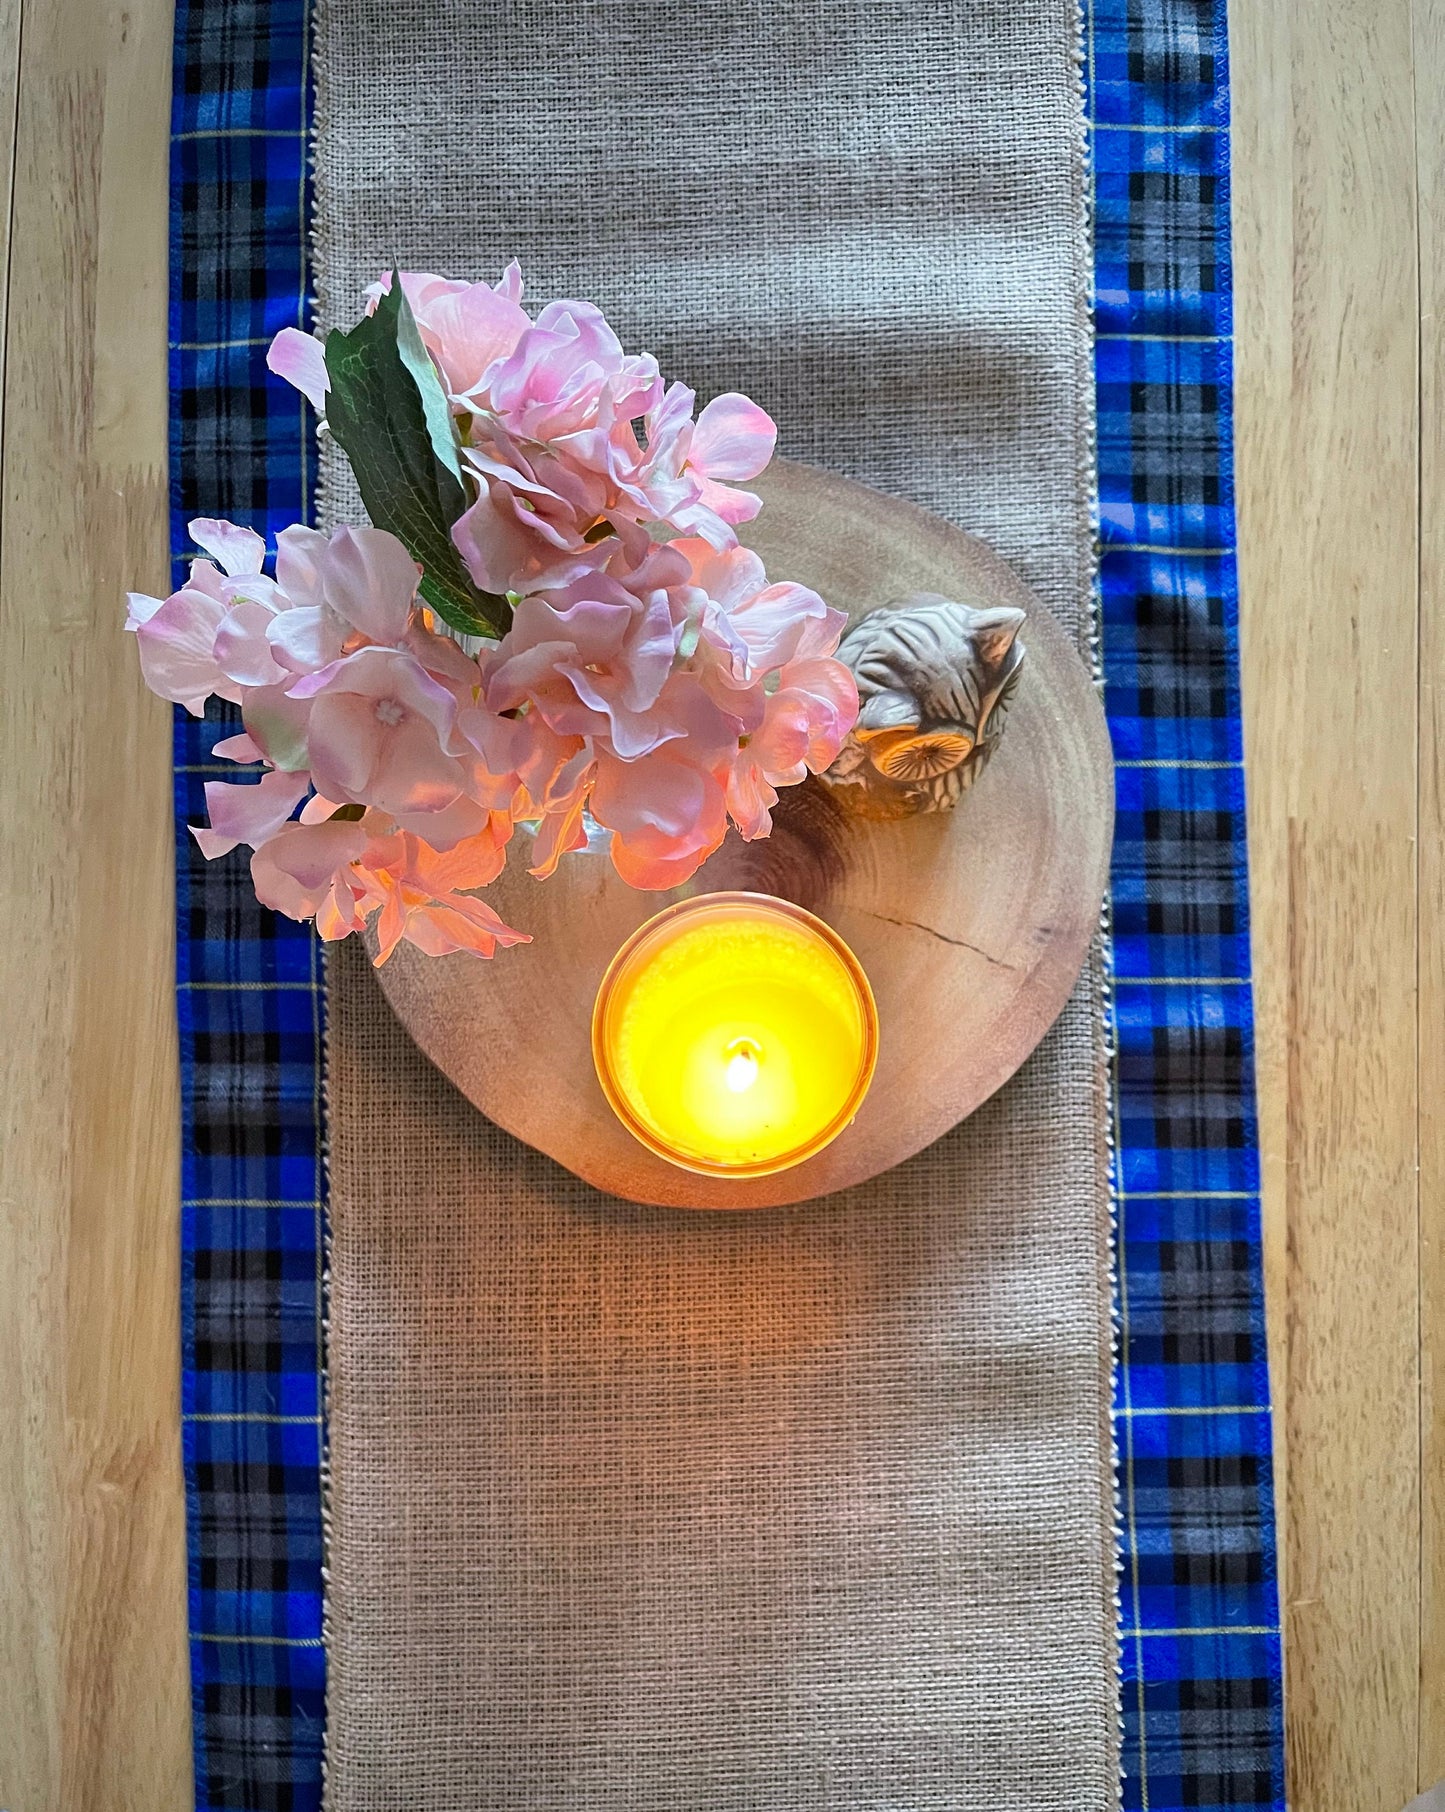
[{"left": 591, "top": 892, "right": 878, "bottom": 1179}]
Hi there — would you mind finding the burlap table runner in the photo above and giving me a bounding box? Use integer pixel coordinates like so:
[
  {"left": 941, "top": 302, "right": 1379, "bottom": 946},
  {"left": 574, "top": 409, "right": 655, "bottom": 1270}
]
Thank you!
[{"left": 316, "top": 3, "right": 1118, "bottom": 1806}]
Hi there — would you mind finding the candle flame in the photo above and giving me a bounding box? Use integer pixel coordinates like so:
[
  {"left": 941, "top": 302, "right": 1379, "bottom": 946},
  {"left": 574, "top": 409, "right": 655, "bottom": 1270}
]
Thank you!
[{"left": 724, "top": 1040, "right": 761, "bottom": 1093}]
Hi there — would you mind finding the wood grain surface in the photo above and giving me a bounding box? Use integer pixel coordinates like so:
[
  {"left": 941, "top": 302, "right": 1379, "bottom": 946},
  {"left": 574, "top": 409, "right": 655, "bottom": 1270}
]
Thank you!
[
  {"left": 0, "top": 0, "right": 1439, "bottom": 1803},
  {"left": 376, "top": 462, "right": 1114, "bottom": 1211},
  {"left": 1231, "top": 0, "right": 1440, "bottom": 1805},
  {"left": 1418, "top": 0, "right": 1445, "bottom": 1788},
  {"left": 0, "top": 0, "right": 190, "bottom": 1808}
]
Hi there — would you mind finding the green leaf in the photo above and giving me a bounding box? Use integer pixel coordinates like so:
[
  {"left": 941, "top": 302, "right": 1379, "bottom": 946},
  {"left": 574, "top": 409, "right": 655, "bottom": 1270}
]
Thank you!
[
  {"left": 393, "top": 273, "right": 465, "bottom": 490},
  {"left": 323, "top": 278, "right": 510, "bottom": 638}
]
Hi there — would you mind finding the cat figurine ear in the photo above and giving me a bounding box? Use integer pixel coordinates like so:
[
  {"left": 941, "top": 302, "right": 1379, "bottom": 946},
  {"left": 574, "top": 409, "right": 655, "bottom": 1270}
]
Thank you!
[
  {"left": 823, "top": 593, "right": 1026, "bottom": 817},
  {"left": 968, "top": 605, "right": 1027, "bottom": 740},
  {"left": 970, "top": 605, "right": 1028, "bottom": 675}
]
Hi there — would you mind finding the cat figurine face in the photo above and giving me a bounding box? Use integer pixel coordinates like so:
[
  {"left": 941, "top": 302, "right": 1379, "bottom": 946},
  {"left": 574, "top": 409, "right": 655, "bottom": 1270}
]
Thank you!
[{"left": 823, "top": 593, "right": 1026, "bottom": 816}]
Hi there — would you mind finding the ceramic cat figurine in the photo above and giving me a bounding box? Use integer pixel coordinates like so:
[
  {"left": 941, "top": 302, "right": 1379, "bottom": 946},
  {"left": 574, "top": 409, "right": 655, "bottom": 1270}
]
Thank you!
[{"left": 822, "top": 592, "right": 1026, "bottom": 817}]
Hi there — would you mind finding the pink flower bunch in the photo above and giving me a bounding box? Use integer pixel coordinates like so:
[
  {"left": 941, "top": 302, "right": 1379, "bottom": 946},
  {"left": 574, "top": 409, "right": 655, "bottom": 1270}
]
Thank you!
[
  {"left": 127, "top": 518, "right": 530, "bottom": 962},
  {"left": 270, "top": 264, "right": 778, "bottom": 585},
  {"left": 129, "top": 269, "right": 858, "bottom": 962}
]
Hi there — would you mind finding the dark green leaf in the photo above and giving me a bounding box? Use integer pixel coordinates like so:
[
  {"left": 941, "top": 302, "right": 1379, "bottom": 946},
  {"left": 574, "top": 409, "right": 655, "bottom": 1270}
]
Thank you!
[
  {"left": 392, "top": 272, "right": 465, "bottom": 490},
  {"left": 323, "top": 279, "right": 511, "bottom": 638}
]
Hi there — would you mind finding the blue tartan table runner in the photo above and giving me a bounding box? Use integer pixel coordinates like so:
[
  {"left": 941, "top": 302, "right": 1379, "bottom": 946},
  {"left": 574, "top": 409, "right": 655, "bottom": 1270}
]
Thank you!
[{"left": 169, "top": 1, "right": 1285, "bottom": 1805}]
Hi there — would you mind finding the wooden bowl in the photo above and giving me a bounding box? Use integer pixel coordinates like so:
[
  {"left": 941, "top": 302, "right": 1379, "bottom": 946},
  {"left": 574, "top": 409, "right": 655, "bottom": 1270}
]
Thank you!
[{"left": 370, "top": 462, "right": 1114, "bottom": 1208}]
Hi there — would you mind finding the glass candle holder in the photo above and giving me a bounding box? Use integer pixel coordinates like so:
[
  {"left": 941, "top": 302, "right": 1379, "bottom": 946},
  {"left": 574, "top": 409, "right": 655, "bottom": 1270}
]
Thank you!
[{"left": 591, "top": 891, "right": 879, "bottom": 1179}]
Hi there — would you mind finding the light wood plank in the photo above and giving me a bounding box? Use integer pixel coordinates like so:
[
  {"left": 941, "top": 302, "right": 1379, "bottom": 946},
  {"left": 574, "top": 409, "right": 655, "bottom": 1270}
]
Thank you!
[
  {"left": 1232, "top": 0, "right": 1423, "bottom": 1805},
  {"left": 1415, "top": 0, "right": 1445, "bottom": 1785},
  {"left": 0, "top": 0, "right": 21, "bottom": 423},
  {"left": 0, "top": 0, "right": 189, "bottom": 1807}
]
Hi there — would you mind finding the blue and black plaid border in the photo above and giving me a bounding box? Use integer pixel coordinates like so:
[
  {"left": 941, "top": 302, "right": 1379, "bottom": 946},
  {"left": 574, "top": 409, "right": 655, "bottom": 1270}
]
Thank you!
[
  {"left": 171, "top": 2, "right": 324, "bottom": 1807},
  {"left": 169, "top": 0, "right": 1286, "bottom": 1804},
  {"left": 1092, "top": 1, "right": 1285, "bottom": 1806}
]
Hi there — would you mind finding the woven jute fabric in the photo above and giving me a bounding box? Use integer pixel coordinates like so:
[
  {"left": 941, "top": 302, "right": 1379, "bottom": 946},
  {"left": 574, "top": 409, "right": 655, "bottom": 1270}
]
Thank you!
[{"left": 315, "top": 3, "right": 1118, "bottom": 1807}]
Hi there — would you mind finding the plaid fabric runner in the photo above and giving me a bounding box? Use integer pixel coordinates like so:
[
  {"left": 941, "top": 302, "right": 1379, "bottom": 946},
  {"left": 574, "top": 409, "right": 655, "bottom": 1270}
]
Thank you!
[
  {"left": 1089, "top": 9, "right": 1284, "bottom": 1805},
  {"left": 171, "top": 4, "right": 324, "bottom": 1804},
  {"left": 168, "top": 0, "right": 1286, "bottom": 1805}
]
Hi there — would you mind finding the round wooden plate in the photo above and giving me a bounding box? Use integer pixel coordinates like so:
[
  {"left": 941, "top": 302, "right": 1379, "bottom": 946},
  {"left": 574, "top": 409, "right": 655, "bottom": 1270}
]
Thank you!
[{"left": 371, "top": 462, "right": 1114, "bottom": 1208}]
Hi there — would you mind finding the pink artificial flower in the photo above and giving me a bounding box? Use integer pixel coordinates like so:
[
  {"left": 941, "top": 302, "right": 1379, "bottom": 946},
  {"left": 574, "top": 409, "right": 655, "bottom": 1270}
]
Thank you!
[
  {"left": 250, "top": 804, "right": 526, "bottom": 965},
  {"left": 642, "top": 391, "right": 778, "bottom": 546},
  {"left": 725, "top": 655, "right": 859, "bottom": 840},
  {"left": 462, "top": 514, "right": 856, "bottom": 888},
  {"left": 188, "top": 523, "right": 299, "bottom": 691},
  {"left": 481, "top": 299, "right": 661, "bottom": 440},
  {"left": 126, "top": 583, "right": 238, "bottom": 714},
  {"left": 251, "top": 815, "right": 373, "bottom": 924},
  {"left": 272, "top": 266, "right": 781, "bottom": 604},
  {"left": 212, "top": 730, "right": 264, "bottom": 762},
  {"left": 288, "top": 646, "right": 466, "bottom": 816},
  {"left": 422, "top": 287, "right": 531, "bottom": 402},
  {"left": 375, "top": 885, "right": 529, "bottom": 963},
  {"left": 190, "top": 768, "right": 311, "bottom": 859},
  {"left": 683, "top": 540, "right": 844, "bottom": 679},
  {"left": 124, "top": 519, "right": 282, "bottom": 712},
  {"left": 451, "top": 460, "right": 612, "bottom": 596},
  {"left": 526, "top": 746, "right": 597, "bottom": 880},
  {"left": 485, "top": 586, "right": 679, "bottom": 761},
  {"left": 262, "top": 522, "right": 420, "bottom": 676},
  {"left": 214, "top": 601, "right": 290, "bottom": 688},
  {"left": 445, "top": 288, "right": 761, "bottom": 589},
  {"left": 125, "top": 518, "right": 426, "bottom": 717},
  {"left": 191, "top": 518, "right": 267, "bottom": 577},
  {"left": 452, "top": 695, "right": 585, "bottom": 818},
  {"left": 130, "top": 517, "right": 434, "bottom": 798},
  {"left": 268, "top": 269, "right": 530, "bottom": 417},
  {"left": 316, "top": 523, "right": 419, "bottom": 643},
  {"left": 267, "top": 329, "right": 330, "bottom": 412},
  {"left": 269, "top": 265, "right": 777, "bottom": 603},
  {"left": 369, "top": 824, "right": 525, "bottom": 963},
  {"left": 141, "top": 274, "right": 864, "bottom": 960},
  {"left": 689, "top": 394, "right": 777, "bottom": 512},
  {"left": 453, "top": 385, "right": 778, "bottom": 592},
  {"left": 363, "top": 270, "right": 470, "bottom": 315},
  {"left": 242, "top": 681, "right": 314, "bottom": 773},
  {"left": 590, "top": 745, "right": 730, "bottom": 890},
  {"left": 362, "top": 265, "right": 530, "bottom": 404}
]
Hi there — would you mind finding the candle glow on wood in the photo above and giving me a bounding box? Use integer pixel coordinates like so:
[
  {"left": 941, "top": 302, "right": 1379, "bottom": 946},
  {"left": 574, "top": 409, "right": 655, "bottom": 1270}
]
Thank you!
[{"left": 591, "top": 893, "right": 879, "bottom": 1179}]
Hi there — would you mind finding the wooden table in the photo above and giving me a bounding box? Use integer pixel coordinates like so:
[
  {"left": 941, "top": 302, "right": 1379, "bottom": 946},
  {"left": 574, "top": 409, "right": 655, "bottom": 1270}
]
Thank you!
[
  {"left": 1233, "top": 0, "right": 1444, "bottom": 1802},
  {"left": 0, "top": 0, "right": 1436, "bottom": 1806}
]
